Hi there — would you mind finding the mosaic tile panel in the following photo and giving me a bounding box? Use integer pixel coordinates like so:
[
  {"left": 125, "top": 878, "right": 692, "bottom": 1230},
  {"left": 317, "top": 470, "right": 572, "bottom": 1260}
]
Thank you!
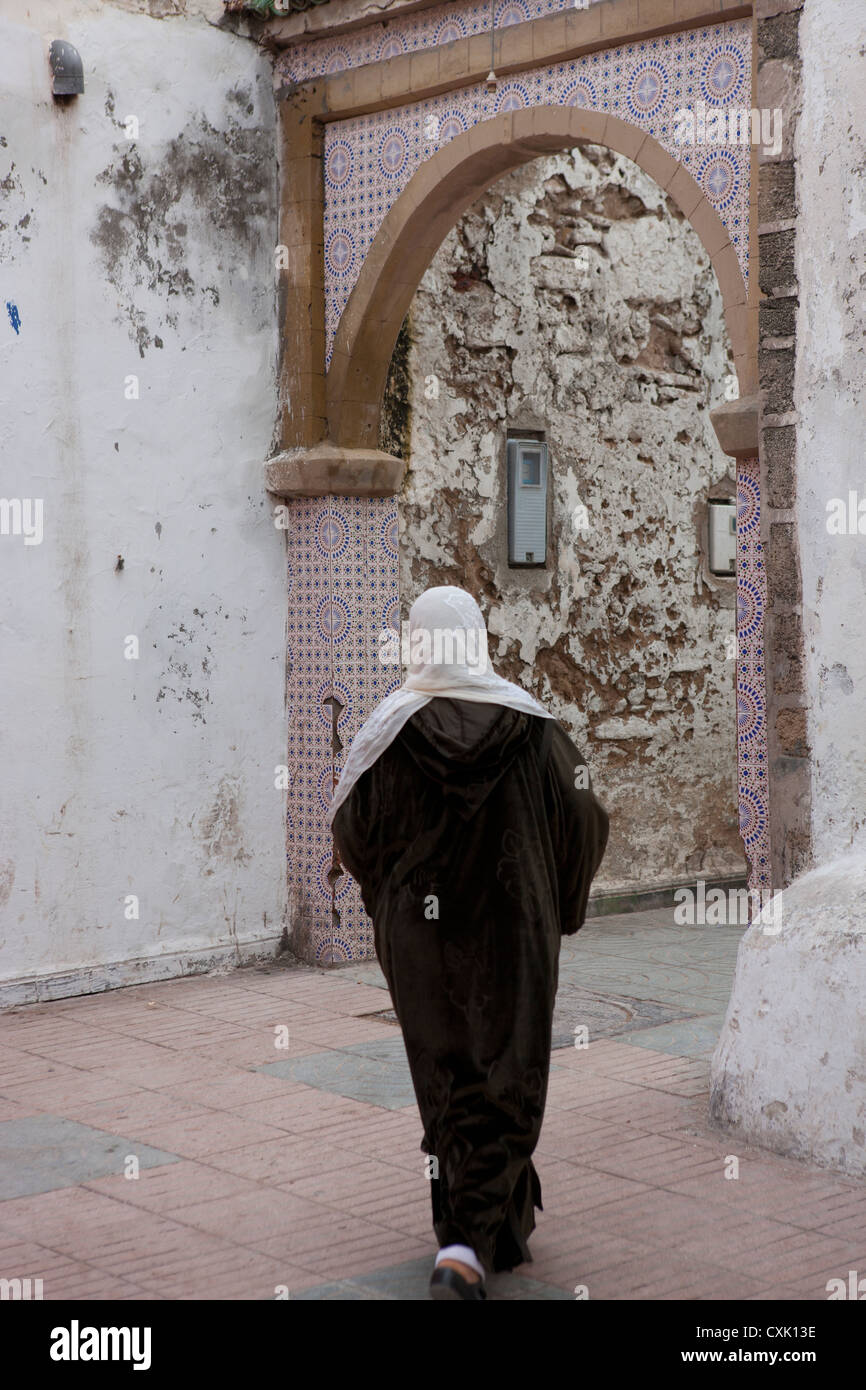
[
  {"left": 322, "top": 20, "right": 751, "bottom": 363},
  {"left": 286, "top": 497, "right": 400, "bottom": 963},
  {"left": 277, "top": 0, "right": 607, "bottom": 85},
  {"left": 735, "top": 455, "right": 771, "bottom": 895}
]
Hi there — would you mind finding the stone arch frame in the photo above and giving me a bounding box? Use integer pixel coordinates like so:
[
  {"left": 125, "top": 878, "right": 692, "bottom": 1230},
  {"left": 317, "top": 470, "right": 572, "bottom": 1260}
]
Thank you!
[{"left": 327, "top": 106, "right": 754, "bottom": 451}]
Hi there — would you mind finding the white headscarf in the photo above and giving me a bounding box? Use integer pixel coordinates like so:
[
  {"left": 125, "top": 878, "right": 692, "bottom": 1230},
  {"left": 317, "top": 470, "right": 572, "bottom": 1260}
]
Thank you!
[{"left": 327, "top": 585, "right": 554, "bottom": 825}]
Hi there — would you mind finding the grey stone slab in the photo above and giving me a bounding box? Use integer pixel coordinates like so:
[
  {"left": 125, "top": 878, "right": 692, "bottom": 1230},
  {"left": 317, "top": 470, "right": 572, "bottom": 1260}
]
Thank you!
[
  {"left": 290, "top": 1280, "right": 391, "bottom": 1301},
  {"left": 618, "top": 1014, "right": 729, "bottom": 1060},
  {"left": 0, "top": 1114, "right": 180, "bottom": 1199},
  {"left": 260, "top": 1037, "right": 416, "bottom": 1110},
  {"left": 327, "top": 963, "right": 389, "bottom": 991},
  {"left": 291, "top": 1255, "right": 573, "bottom": 1301},
  {"left": 551, "top": 983, "right": 696, "bottom": 1051}
]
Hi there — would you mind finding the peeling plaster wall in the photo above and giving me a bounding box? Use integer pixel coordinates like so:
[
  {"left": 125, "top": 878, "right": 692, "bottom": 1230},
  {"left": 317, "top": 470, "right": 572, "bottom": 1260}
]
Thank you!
[
  {"left": 796, "top": 0, "right": 866, "bottom": 861},
  {"left": 708, "top": 0, "right": 866, "bottom": 1180},
  {"left": 0, "top": 5, "right": 286, "bottom": 995},
  {"left": 394, "top": 146, "right": 746, "bottom": 894}
]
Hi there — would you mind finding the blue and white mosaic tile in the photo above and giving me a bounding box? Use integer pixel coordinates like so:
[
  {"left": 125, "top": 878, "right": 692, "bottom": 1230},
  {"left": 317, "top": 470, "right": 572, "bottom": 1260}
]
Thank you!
[{"left": 320, "top": 21, "right": 751, "bottom": 364}]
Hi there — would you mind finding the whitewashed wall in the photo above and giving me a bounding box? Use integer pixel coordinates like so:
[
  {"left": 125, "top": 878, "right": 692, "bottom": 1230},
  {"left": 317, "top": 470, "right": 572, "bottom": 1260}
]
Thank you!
[
  {"left": 0, "top": 2, "right": 287, "bottom": 1000},
  {"left": 710, "top": 0, "right": 866, "bottom": 1178},
  {"left": 796, "top": 0, "right": 866, "bottom": 862}
]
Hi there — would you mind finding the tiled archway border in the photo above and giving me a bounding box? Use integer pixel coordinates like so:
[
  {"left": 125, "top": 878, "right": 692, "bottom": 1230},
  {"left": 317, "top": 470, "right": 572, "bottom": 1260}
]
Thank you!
[
  {"left": 322, "top": 19, "right": 753, "bottom": 378},
  {"left": 327, "top": 102, "right": 753, "bottom": 449},
  {"left": 736, "top": 455, "right": 771, "bottom": 895}
]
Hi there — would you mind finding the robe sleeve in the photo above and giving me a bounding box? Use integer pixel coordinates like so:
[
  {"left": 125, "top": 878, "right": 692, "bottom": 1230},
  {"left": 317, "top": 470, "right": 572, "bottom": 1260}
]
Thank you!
[
  {"left": 544, "top": 722, "right": 610, "bottom": 936},
  {"left": 331, "top": 765, "right": 386, "bottom": 921}
]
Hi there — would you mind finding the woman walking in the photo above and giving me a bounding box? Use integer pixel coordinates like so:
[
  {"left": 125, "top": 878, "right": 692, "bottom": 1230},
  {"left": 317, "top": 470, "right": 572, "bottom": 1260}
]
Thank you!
[{"left": 330, "top": 586, "right": 609, "bottom": 1300}]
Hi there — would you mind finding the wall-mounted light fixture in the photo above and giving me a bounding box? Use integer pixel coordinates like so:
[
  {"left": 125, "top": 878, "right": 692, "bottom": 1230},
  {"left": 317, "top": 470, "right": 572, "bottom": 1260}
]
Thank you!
[
  {"left": 507, "top": 433, "right": 549, "bottom": 567},
  {"left": 49, "top": 40, "right": 84, "bottom": 97},
  {"left": 708, "top": 498, "right": 737, "bottom": 576},
  {"left": 485, "top": 0, "right": 498, "bottom": 91}
]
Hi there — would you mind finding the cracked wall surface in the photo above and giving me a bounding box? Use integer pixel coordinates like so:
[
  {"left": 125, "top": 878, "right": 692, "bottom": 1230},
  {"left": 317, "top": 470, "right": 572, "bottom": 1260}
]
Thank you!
[
  {"left": 0, "top": 4, "right": 286, "bottom": 996},
  {"left": 389, "top": 145, "right": 746, "bottom": 895}
]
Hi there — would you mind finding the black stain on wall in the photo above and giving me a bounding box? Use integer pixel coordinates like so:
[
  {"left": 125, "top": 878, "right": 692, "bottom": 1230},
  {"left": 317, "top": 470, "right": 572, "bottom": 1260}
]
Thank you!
[{"left": 90, "top": 91, "right": 275, "bottom": 357}]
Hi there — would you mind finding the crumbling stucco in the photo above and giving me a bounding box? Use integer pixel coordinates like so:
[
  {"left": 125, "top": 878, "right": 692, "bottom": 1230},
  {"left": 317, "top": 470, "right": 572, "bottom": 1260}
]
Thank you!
[{"left": 390, "top": 145, "right": 746, "bottom": 894}]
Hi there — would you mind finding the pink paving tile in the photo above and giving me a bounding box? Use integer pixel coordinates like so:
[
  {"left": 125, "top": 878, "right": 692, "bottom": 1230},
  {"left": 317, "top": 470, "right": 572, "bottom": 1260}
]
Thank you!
[
  {"left": 230, "top": 1086, "right": 377, "bottom": 1131},
  {"left": 186, "top": 1034, "right": 325, "bottom": 1067},
  {"left": 82, "top": 1160, "right": 259, "bottom": 1212},
  {"left": 160, "top": 1069, "right": 307, "bottom": 1110},
  {"left": 56, "top": 1090, "right": 218, "bottom": 1133},
  {"left": 0, "top": 1094, "right": 48, "bottom": 1121},
  {"left": 612, "top": 1258, "right": 775, "bottom": 1301},
  {"left": 36, "top": 1261, "right": 163, "bottom": 1301},
  {"left": 203, "top": 1137, "right": 321, "bottom": 1185},
  {"left": 93, "top": 1054, "right": 248, "bottom": 1088},
  {"left": 120, "top": 1111, "right": 290, "bottom": 1159},
  {"left": 665, "top": 1160, "right": 864, "bottom": 1217},
  {"left": 224, "top": 1088, "right": 367, "bottom": 1131},
  {"left": 167, "top": 1186, "right": 340, "bottom": 1245},
  {"left": 527, "top": 1228, "right": 661, "bottom": 1284},
  {"left": 575, "top": 1132, "right": 729, "bottom": 1186},
  {"left": 537, "top": 1168, "right": 657, "bottom": 1215},
  {"left": 90, "top": 1236, "right": 315, "bottom": 1300},
  {"left": 147, "top": 988, "right": 320, "bottom": 1016},
  {"left": 280, "top": 1158, "right": 422, "bottom": 1214},
  {"left": 0, "top": 1014, "right": 98, "bottom": 1044},
  {"left": 254, "top": 1222, "right": 431, "bottom": 1281},
  {"left": 814, "top": 1210, "right": 866, "bottom": 1244},
  {"left": 572, "top": 1187, "right": 774, "bottom": 1251},
  {"left": 299, "top": 1115, "right": 423, "bottom": 1169},
  {"left": 0, "top": 1053, "right": 92, "bottom": 1087},
  {"left": 545, "top": 1071, "right": 646, "bottom": 1108},
  {"left": 763, "top": 1257, "right": 866, "bottom": 1300},
  {"left": 536, "top": 1114, "right": 635, "bottom": 1160},
  {"left": 0, "top": 1190, "right": 208, "bottom": 1274},
  {"left": 576, "top": 1088, "right": 703, "bottom": 1132},
  {"left": 1, "top": 1072, "right": 147, "bottom": 1111},
  {"left": 41, "top": 1039, "right": 186, "bottom": 1071},
  {"left": 704, "top": 1231, "right": 866, "bottom": 1283},
  {"left": 285, "top": 1017, "right": 404, "bottom": 1048},
  {"left": 0, "top": 1238, "right": 81, "bottom": 1290},
  {"left": 528, "top": 1236, "right": 776, "bottom": 1300},
  {"left": 746, "top": 1284, "right": 818, "bottom": 1300},
  {"left": 550, "top": 1038, "right": 668, "bottom": 1076},
  {"left": 253, "top": 975, "right": 385, "bottom": 1003},
  {"left": 258, "top": 1134, "right": 364, "bottom": 1181}
]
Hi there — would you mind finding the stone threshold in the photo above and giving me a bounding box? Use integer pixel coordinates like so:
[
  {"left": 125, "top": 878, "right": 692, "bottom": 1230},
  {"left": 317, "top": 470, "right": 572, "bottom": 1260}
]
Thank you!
[{"left": 587, "top": 873, "right": 748, "bottom": 919}]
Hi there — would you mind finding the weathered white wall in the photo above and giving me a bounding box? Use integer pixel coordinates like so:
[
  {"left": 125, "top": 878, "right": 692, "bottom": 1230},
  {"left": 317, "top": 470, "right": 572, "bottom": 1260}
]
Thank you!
[
  {"left": 0, "top": 2, "right": 287, "bottom": 1000},
  {"left": 795, "top": 0, "right": 866, "bottom": 861},
  {"left": 393, "top": 147, "right": 745, "bottom": 894},
  {"left": 710, "top": 0, "right": 866, "bottom": 1177}
]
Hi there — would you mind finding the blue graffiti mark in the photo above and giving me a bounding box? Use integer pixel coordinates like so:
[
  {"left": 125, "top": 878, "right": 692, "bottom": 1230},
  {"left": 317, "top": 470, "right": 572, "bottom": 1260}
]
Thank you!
[{"left": 6, "top": 301, "right": 21, "bottom": 335}]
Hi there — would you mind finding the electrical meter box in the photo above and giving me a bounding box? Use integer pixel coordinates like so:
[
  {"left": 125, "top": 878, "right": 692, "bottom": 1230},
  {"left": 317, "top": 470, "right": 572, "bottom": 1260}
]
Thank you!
[
  {"left": 708, "top": 498, "right": 737, "bottom": 576},
  {"left": 507, "top": 437, "right": 548, "bottom": 565}
]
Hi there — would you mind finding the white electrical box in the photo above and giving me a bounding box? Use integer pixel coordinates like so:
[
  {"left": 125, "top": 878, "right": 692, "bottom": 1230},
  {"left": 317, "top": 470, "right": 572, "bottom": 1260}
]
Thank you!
[
  {"left": 507, "top": 437, "right": 548, "bottom": 565},
  {"left": 708, "top": 499, "right": 737, "bottom": 576}
]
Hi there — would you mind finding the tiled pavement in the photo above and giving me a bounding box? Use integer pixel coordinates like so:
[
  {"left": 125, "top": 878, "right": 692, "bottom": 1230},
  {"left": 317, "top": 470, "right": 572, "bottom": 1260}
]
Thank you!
[{"left": 2, "top": 908, "right": 866, "bottom": 1300}]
